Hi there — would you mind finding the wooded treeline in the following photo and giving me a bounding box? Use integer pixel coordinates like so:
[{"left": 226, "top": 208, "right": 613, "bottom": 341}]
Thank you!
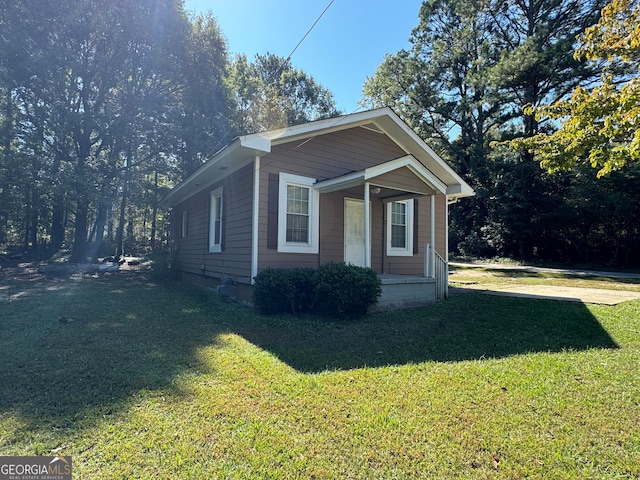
[
  {"left": 1, "top": 0, "right": 638, "bottom": 267},
  {"left": 0, "top": 0, "right": 338, "bottom": 262},
  {"left": 364, "top": 0, "right": 640, "bottom": 266}
]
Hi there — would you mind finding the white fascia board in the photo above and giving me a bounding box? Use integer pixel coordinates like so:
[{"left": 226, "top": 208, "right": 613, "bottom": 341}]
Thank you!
[
  {"left": 446, "top": 183, "right": 476, "bottom": 198},
  {"left": 314, "top": 172, "right": 365, "bottom": 193},
  {"left": 160, "top": 137, "right": 270, "bottom": 208},
  {"left": 239, "top": 134, "right": 272, "bottom": 153},
  {"left": 160, "top": 139, "right": 241, "bottom": 207},
  {"left": 261, "top": 107, "right": 397, "bottom": 146},
  {"left": 375, "top": 112, "right": 475, "bottom": 196}
]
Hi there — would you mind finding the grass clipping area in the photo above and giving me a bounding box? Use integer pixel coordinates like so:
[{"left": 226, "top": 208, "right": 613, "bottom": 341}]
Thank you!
[{"left": 0, "top": 269, "right": 639, "bottom": 478}]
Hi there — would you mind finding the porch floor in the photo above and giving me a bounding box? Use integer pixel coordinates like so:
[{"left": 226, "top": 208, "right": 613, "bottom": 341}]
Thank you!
[{"left": 378, "top": 274, "right": 434, "bottom": 284}]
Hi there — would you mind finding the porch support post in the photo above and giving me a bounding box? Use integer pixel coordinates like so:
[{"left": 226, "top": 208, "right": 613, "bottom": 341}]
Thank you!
[
  {"left": 429, "top": 194, "right": 436, "bottom": 278},
  {"left": 251, "top": 155, "right": 260, "bottom": 284},
  {"left": 364, "top": 182, "right": 371, "bottom": 268}
]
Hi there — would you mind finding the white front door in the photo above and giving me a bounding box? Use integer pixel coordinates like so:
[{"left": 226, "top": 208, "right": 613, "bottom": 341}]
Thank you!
[{"left": 344, "top": 199, "right": 366, "bottom": 267}]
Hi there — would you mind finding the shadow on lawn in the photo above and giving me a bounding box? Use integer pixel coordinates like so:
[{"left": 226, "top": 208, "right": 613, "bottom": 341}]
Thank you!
[
  {"left": 0, "top": 272, "right": 620, "bottom": 451},
  {"left": 236, "top": 292, "right": 620, "bottom": 373},
  {"left": 0, "top": 273, "right": 230, "bottom": 451}
]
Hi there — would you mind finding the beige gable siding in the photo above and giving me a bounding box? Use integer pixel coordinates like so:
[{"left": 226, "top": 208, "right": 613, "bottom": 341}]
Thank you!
[
  {"left": 269, "top": 127, "right": 407, "bottom": 180},
  {"left": 374, "top": 168, "right": 437, "bottom": 195},
  {"left": 174, "top": 164, "right": 254, "bottom": 283}
]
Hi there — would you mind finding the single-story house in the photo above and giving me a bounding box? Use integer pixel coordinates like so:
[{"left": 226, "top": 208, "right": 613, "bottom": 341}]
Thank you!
[{"left": 160, "top": 107, "right": 474, "bottom": 309}]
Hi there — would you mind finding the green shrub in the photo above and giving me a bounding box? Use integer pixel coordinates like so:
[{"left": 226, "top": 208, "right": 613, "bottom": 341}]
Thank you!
[
  {"left": 253, "top": 263, "right": 381, "bottom": 317},
  {"left": 149, "top": 252, "right": 181, "bottom": 282},
  {"left": 288, "top": 267, "right": 317, "bottom": 313},
  {"left": 252, "top": 268, "right": 297, "bottom": 314},
  {"left": 314, "top": 262, "right": 382, "bottom": 316}
]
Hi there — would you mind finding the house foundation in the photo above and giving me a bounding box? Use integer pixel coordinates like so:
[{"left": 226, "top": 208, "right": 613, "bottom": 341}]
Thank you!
[{"left": 371, "top": 274, "right": 437, "bottom": 312}]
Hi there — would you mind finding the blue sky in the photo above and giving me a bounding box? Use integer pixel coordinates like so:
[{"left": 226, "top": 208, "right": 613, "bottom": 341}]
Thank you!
[{"left": 183, "top": 0, "right": 424, "bottom": 113}]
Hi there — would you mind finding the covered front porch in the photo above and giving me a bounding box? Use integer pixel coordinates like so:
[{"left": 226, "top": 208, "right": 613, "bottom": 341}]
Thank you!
[
  {"left": 314, "top": 155, "right": 450, "bottom": 309},
  {"left": 372, "top": 249, "right": 448, "bottom": 311}
]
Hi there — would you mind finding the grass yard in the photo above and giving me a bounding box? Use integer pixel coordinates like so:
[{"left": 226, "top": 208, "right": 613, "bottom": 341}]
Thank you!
[
  {"left": 449, "top": 264, "right": 640, "bottom": 293},
  {"left": 1, "top": 265, "right": 639, "bottom": 478}
]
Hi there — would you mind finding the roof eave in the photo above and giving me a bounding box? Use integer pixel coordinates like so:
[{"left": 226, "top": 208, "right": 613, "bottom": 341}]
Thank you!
[
  {"left": 160, "top": 138, "right": 271, "bottom": 208},
  {"left": 161, "top": 107, "right": 475, "bottom": 207}
]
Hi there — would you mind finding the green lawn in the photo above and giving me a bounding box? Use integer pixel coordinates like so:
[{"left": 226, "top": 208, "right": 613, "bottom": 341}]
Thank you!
[
  {"left": 1, "top": 268, "right": 639, "bottom": 478},
  {"left": 449, "top": 264, "right": 640, "bottom": 292}
]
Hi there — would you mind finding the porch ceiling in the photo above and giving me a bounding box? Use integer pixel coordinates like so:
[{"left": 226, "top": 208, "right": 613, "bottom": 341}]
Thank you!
[{"left": 337, "top": 183, "right": 435, "bottom": 202}]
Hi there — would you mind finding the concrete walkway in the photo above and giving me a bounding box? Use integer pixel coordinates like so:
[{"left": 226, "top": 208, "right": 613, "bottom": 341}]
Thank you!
[
  {"left": 449, "top": 262, "right": 640, "bottom": 305},
  {"left": 482, "top": 285, "right": 640, "bottom": 305}
]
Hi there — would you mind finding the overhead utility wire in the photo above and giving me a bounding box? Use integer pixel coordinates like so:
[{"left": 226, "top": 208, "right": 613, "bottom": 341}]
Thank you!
[
  {"left": 284, "top": 0, "right": 335, "bottom": 64},
  {"left": 206, "top": 0, "right": 336, "bottom": 158}
]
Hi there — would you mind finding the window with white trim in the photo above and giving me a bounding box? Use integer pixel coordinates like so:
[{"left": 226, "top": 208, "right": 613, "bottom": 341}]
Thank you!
[
  {"left": 209, "top": 187, "right": 223, "bottom": 252},
  {"left": 386, "top": 199, "right": 413, "bottom": 256},
  {"left": 278, "top": 173, "right": 319, "bottom": 253}
]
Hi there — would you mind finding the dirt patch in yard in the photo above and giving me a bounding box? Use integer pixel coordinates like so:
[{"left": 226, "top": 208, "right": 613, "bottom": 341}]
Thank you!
[{"left": 0, "top": 259, "right": 148, "bottom": 302}]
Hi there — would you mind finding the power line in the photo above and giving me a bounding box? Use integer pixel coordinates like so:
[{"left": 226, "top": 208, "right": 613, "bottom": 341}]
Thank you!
[
  {"left": 206, "top": 0, "right": 337, "bottom": 158},
  {"left": 284, "top": 0, "right": 335, "bottom": 64}
]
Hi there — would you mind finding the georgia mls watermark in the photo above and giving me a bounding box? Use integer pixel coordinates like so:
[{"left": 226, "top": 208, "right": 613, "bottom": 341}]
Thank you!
[{"left": 0, "top": 456, "right": 72, "bottom": 480}]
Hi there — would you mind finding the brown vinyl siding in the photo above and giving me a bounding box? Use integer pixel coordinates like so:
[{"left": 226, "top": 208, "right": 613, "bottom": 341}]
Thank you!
[
  {"left": 268, "top": 127, "right": 407, "bottom": 181},
  {"left": 175, "top": 196, "right": 207, "bottom": 275},
  {"left": 174, "top": 164, "right": 254, "bottom": 284},
  {"left": 370, "top": 198, "right": 384, "bottom": 272},
  {"left": 318, "top": 192, "right": 343, "bottom": 264},
  {"left": 317, "top": 193, "right": 384, "bottom": 272},
  {"left": 382, "top": 193, "right": 447, "bottom": 276},
  {"left": 257, "top": 127, "right": 407, "bottom": 272},
  {"left": 174, "top": 126, "right": 449, "bottom": 281},
  {"left": 316, "top": 191, "right": 445, "bottom": 276}
]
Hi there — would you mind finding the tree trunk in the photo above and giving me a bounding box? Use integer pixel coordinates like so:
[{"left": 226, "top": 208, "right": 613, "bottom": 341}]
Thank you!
[
  {"left": 150, "top": 171, "right": 158, "bottom": 252},
  {"left": 114, "top": 180, "right": 128, "bottom": 258},
  {"left": 23, "top": 191, "right": 30, "bottom": 250},
  {"left": 107, "top": 206, "right": 114, "bottom": 242},
  {"left": 88, "top": 201, "right": 108, "bottom": 260},
  {"left": 69, "top": 117, "right": 92, "bottom": 263},
  {"left": 30, "top": 208, "right": 38, "bottom": 252},
  {"left": 70, "top": 198, "right": 89, "bottom": 263},
  {"left": 125, "top": 205, "right": 135, "bottom": 254},
  {"left": 142, "top": 207, "right": 148, "bottom": 250},
  {"left": 50, "top": 193, "right": 65, "bottom": 253}
]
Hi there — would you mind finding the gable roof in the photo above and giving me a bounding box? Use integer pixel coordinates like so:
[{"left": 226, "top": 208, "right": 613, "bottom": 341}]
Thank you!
[
  {"left": 160, "top": 107, "right": 474, "bottom": 207},
  {"left": 314, "top": 154, "right": 447, "bottom": 196}
]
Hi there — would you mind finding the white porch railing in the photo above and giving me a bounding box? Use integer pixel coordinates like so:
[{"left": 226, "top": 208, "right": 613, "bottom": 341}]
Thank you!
[
  {"left": 424, "top": 243, "right": 448, "bottom": 299},
  {"left": 434, "top": 250, "right": 448, "bottom": 299}
]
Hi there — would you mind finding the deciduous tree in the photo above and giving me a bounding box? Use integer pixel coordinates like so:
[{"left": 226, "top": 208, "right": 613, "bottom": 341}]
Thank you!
[
  {"left": 500, "top": 0, "right": 640, "bottom": 178},
  {"left": 364, "top": 0, "right": 608, "bottom": 261},
  {"left": 231, "top": 53, "right": 340, "bottom": 134}
]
